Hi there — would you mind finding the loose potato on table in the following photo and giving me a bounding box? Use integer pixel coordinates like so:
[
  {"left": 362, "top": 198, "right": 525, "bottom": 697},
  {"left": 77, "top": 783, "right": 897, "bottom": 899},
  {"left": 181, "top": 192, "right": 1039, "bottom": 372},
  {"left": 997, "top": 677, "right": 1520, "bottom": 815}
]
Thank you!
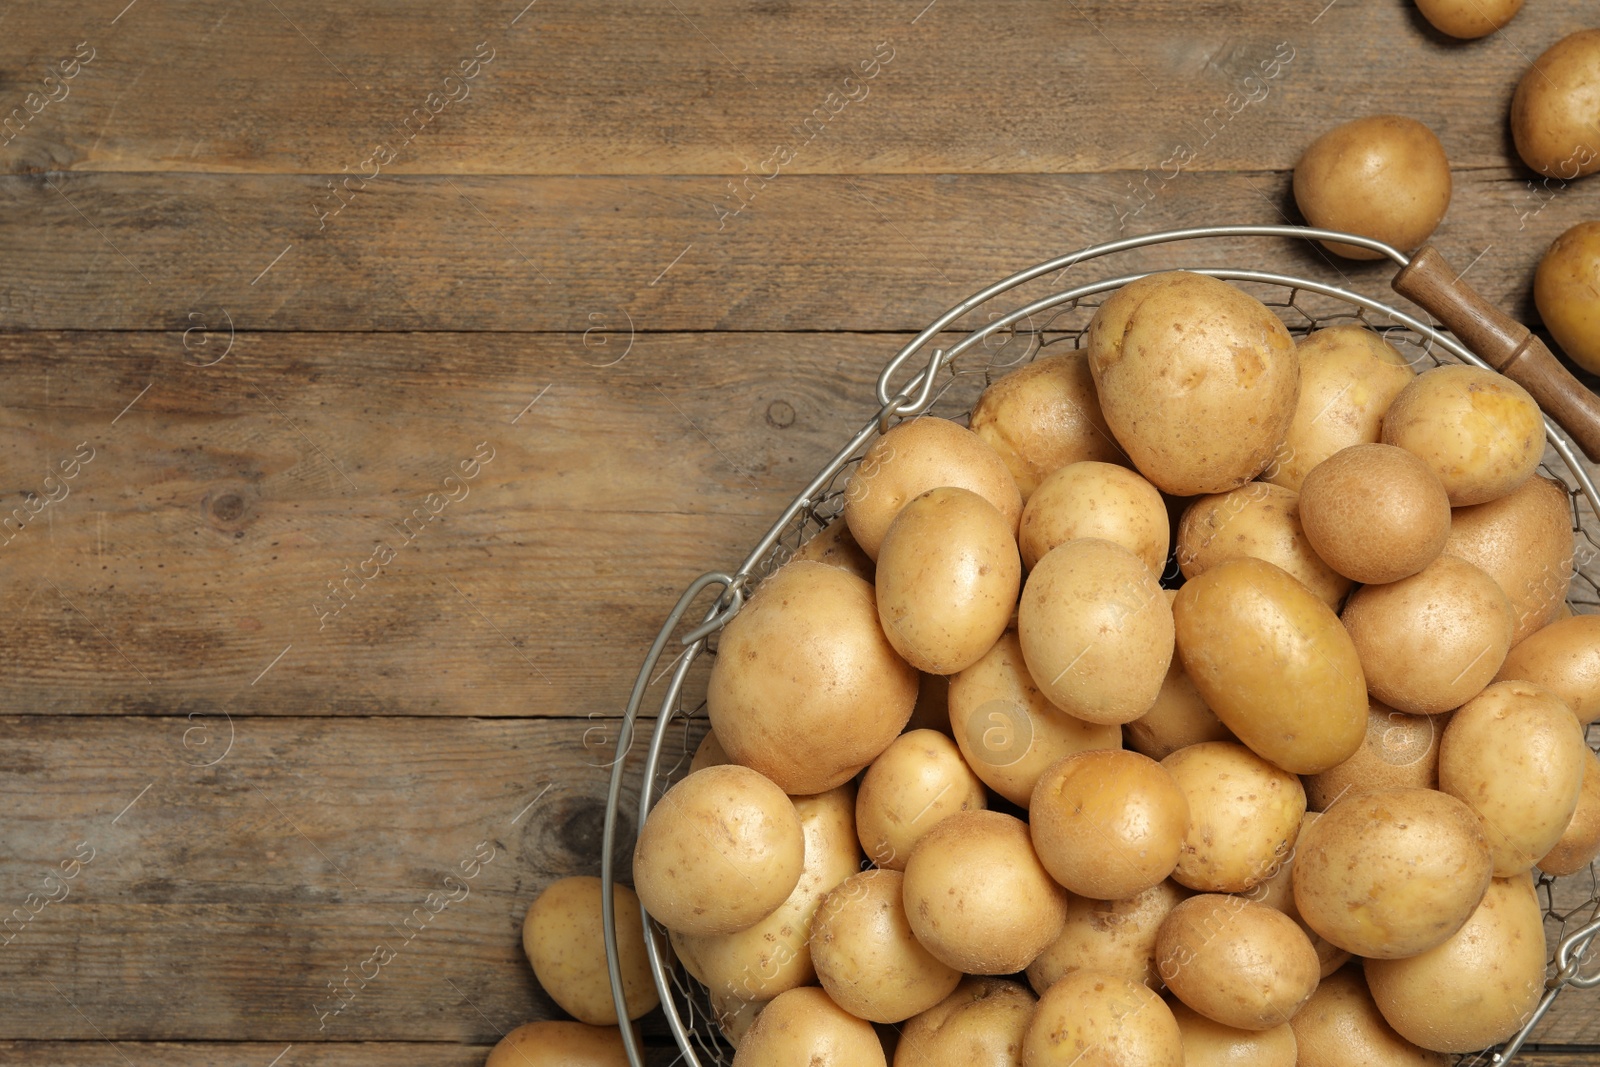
[
  {"left": 1026, "top": 880, "right": 1190, "bottom": 994},
  {"left": 876, "top": 486, "right": 1021, "bottom": 674},
  {"left": 1290, "top": 966, "right": 1447, "bottom": 1067},
  {"left": 843, "top": 416, "right": 1022, "bottom": 560},
  {"left": 969, "top": 351, "right": 1126, "bottom": 500},
  {"left": 812, "top": 869, "right": 963, "bottom": 1023},
  {"left": 1511, "top": 29, "right": 1600, "bottom": 179},
  {"left": 1298, "top": 443, "right": 1451, "bottom": 585},
  {"left": 732, "top": 986, "right": 887, "bottom": 1067},
  {"left": 1536, "top": 221, "right": 1600, "bottom": 375},
  {"left": 1161, "top": 741, "right": 1306, "bottom": 893},
  {"left": 1264, "top": 325, "right": 1415, "bottom": 492},
  {"left": 1176, "top": 482, "right": 1351, "bottom": 610},
  {"left": 894, "top": 976, "right": 1037, "bottom": 1067},
  {"left": 523, "top": 877, "right": 658, "bottom": 1024},
  {"left": 1415, "top": 0, "right": 1522, "bottom": 38},
  {"left": 1022, "top": 971, "right": 1183, "bottom": 1067},
  {"left": 1293, "top": 115, "right": 1452, "bottom": 258},
  {"left": 1445, "top": 473, "right": 1575, "bottom": 645},
  {"left": 1084, "top": 271, "right": 1300, "bottom": 497},
  {"left": 1155, "top": 894, "right": 1321, "bottom": 1031},
  {"left": 1303, "top": 700, "right": 1442, "bottom": 811},
  {"left": 1169, "top": 997, "right": 1297, "bottom": 1067},
  {"left": 1381, "top": 364, "right": 1544, "bottom": 506},
  {"left": 1497, "top": 612, "right": 1600, "bottom": 724},
  {"left": 485, "top": 1021, "right": 629, "bottom": 1067},
  {"left": 856, "top": 730, "right": 985, "bottom": 871},
  {"left": 1541, "top": 744, "right": 1600, "bottom": 875},
  {"left": 707, "top": 560, "right": 919, "bottom": 795}
]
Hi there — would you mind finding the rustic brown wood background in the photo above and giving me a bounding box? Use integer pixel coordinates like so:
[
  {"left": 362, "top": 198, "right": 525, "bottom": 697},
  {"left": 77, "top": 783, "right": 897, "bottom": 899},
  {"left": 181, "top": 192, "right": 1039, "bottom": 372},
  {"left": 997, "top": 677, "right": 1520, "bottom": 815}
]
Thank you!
[{"left": 2, "top": 1, "right": 1598, "bottom": 1064}]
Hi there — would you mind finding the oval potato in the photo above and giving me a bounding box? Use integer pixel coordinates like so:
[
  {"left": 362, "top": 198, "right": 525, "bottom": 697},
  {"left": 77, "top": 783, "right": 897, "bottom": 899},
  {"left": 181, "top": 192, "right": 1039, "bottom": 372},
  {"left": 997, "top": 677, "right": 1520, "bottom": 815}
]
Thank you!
[
  {"left": 1445, "top": 473, "right": 1575, "bottom": 645},
  {"left": 1541, "top": 745, "right": 1600, "bottom": 875},
  {"left": 1293, "top": 116, "right": 1452, "bottom": 259},
  {"left": 732, "top": 986, "right": 887, "bottom": 1067},
  {"left": 857, "top": 730, "right": 985, "bottom": 871},
  {"left": 1536, "top": 221, "right": 1600, "bottom": 375},
  {"left": 1161, "top": 742, "right": 1306, "bottom": 893},
  {"left": 1381, "top": 365, "right": 1543, "bottom": 507},
  {"left": 1019, "top": 460, "right": 1169, "bottom": 573},
  {"left": 523, "top": 877, "right": 659, "bottom": 1024},
  {"left": 1022, "top": 971, "right": 1184, "bottom": 1067},
  {"left": 1290, "top": 966, "right": 1447, "bottom": 1067},
  {"left": 1497, "top": 613, "right": 1600, "bottom": 724},
  {"left": 969, "top": 351, "right": 1126, "bottom": 500},
  {"left": 812, "top": 869, "right": 962, "bottom": 1024},
  {"left": 1025, "top": 880, "right": 1190, "bottom": 994},
  {"left": 893, "top": 977, "right": 1037, "bottom": 1067},
  {"left": 1511, "top": 30, "right": 1600, "bottom": 179},
  {"left": 1170, "top": 997, "right": 1297, "bottom": 1067},
  {"left": 1303, "top": 701, "right": 1442, "bottom": 811},
  {"left": 485, "top": 1021, "right": 629, "bottom": 1067},
  {"left": 1155, "top": 894, "right": 1320, "bottom": 1031}
]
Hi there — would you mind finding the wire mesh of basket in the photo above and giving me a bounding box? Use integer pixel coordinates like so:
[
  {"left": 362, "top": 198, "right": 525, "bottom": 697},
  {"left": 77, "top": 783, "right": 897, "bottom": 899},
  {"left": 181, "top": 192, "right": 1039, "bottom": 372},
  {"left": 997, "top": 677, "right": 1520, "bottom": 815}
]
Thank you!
[{"left": 601, "top": 225, "right": 1600, "bottom": 1067}]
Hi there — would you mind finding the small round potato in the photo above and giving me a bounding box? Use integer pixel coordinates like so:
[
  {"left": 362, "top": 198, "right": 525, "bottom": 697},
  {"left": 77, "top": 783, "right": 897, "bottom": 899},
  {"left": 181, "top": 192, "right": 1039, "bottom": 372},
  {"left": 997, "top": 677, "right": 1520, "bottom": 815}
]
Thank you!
[
  {"left": 1085, "top": 272, "right": 1300, "bottom": 497},
  {"left": 1174, "top": 557, "right": 1367, "bottom": 773},
  {"left": 969, "top": 351, "right": 1127, "bottom": 500},
  {"left": 485, "top": 1021, "right": 628, "bottom": 1067},
  {"left": 1239, "top": 812, "right": 1351, "bottom": 978},
  {"left": 1293, "top": 116, "right": 1452, "bottom": 259},
  {"left": 947, "top": 630, "right": 1123, "bottom": 805},
  {"left": 708, "top": 560, "right": 919, "bottom": 795},
  {"left": 674, "top": 785, "right": 861, "bottom": 1002},
  {"left": 857, "top": 730, "right": 985, "bottom": 870},
  {"left": 893, "top": 976, "right": 1037, "bottom": 1067},
  {"left": 1364, "top": 874, "right": 1547, "bottom": 1054},
  {"left": 1445, "top": 473, "right": 1575, "bottom": 645},
  {"left": 1511, "top": 30, "right": 1600, "bottom": 179},
  {"left": 523, "top": 877, "right": 659, "bottom": 1024},
  {"left": 1536, "top": 221, "right": 1600, "bottom": 374},
  {"left": 633, "top": 765, "right": 805, "bottom": 936},
  {"left": 844, "top": 416, "right": 1022, "bottom": 560},
  {"left": 1155, "top": 894, "right": 1320, "bottom": 1031},
  {"left": 1381, "top": 365, "right": 1544, "bottom": 506},
  {"left": 812, "top": 869, "right": 963, "bottom": 1024},
  {"left": 1029, "top": 749, "right": 1190, "bottom": 900},
  {"left": 1290, "top": 966, "right": 1448, "bottom": 1067},
  {"left": 1292, "top": 787, "right": 1492, "bottom": 958},
  {"left": 1026, "top": 880, "right": 1190, "bottom": 994},
  {"left": 1019, "top": 461, "right": 1169, "bottom": 573},
  {"left": 1340, "top": 554, "right": 1514, "bottom": 715},
  {"left": 690, "top": 730, "right": 732, "bottom": 774},
  {"left": 1170, "top": 998, "right": 1297, "bottom": 1067},
  {"left": 1303, "top": 701, "right": 1441, "bottom": 811},
  {"left": 1018, "top": 538, "right": 1173, "bottom": 725},
  {"left": 1416, "top": 0, "right": 1522, "bottom": 38},
  {"left": 1438, "top": 679, "right": 1589, "bottom": 876},
  {"left": 1497, "top": 613, "right": 1600, "bottom": 724},
  {"left": 1298, "top": 444, "right": 1451, "bottom": 584},
  {"left": 1161, "top": 742, "right": 1306, "bottom": 893},
  {"left": 732, "top": 986, "right": 887, "bottom": 1067},
  {"left": 1022, "top": 971, "right": 1184, "bottom": 1067},
  {"left": 1177, "top": 483, "right": 1351, "bottom": 610},
  {"left": 1125, "top": 656, "right": 1237, "bottom": 760},
  {"left": 1541, "top": 745, "right": 1600, "bottom": 875},
  {"left": 1264, "top": 325, "right": 1415, "bottom": 493},
  {"left": 793, "top": 518, "right": 875, "bottom": 584},
  {"left": 876, "top": 487, "right": 1021, "bottom": 674},
  {"left": 901, "top": 810, "right": 1068, "bottom": 975}
]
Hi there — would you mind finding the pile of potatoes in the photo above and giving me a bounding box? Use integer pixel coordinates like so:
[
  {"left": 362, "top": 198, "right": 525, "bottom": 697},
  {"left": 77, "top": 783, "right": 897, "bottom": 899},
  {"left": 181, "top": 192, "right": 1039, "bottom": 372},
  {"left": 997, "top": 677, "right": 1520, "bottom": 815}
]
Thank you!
[{"left": 599, "top": 271, "right": 1600, "bottom": 1067}]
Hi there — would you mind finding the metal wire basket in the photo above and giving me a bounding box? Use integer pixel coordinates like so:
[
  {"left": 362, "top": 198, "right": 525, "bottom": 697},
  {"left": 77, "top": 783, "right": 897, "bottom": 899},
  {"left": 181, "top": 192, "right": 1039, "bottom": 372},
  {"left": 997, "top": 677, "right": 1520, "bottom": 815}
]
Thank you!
[{"left": 602, "top": 224, "right": 1600, "bottom": 1067}]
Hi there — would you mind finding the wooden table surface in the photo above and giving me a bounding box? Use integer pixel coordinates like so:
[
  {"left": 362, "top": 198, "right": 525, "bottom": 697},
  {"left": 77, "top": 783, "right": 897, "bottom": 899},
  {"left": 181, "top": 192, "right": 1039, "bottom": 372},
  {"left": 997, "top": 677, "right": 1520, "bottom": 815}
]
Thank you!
[{"left": 3, "top": 1, "right": 1599, "bottom": 1063}]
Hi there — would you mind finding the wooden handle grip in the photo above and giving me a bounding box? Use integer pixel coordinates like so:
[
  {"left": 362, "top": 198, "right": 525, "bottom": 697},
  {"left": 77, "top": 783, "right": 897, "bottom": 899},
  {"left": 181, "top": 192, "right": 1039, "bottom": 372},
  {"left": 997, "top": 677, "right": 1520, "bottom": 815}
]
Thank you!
[{"left": 1392, "top": 245, "right": 1600, "bottom": 463}]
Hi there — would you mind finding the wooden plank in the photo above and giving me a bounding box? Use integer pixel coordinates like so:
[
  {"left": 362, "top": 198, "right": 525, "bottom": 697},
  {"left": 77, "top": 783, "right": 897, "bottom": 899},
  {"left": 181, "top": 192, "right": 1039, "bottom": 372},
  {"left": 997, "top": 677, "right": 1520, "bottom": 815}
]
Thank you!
[
  {"left": 0, "top": 1042, "right": 690, "bottom": 1066},
  {"left": 0, "top": 0, "right": 1593, "bottom": 176},
  {"left": 1, "top": 169, "right": 1592, "bottom": 334}
]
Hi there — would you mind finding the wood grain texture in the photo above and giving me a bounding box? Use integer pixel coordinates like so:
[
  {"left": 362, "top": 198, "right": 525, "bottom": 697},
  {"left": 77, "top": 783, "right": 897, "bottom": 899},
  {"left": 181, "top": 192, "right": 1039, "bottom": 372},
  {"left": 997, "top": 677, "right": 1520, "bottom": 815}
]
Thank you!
[
  {"left": 0, "top": 0, "right": 1594, "bottom": 176},
  {"left": 0, "top": 1043, "right": 691, "bottom": 1067}
]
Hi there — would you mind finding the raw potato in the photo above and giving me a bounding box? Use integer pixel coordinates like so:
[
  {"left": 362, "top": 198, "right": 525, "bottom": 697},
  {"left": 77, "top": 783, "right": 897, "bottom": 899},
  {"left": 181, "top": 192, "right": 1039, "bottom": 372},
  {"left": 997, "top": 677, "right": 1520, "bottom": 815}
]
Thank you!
[
  {"left": 947, "top": 630, "right": 1122, "bottom": 805},
  {"left": 632, "top": 765, "right": 805, "bottom": 936},
  {"left": 689, "top": 730, "right": 732, "bottom": 774},
  {"left": 1340, "top": 554, "right": 1513, "bottom": 715},
  {"left": 1298, "top": 444, "right": 1451, "bottom": 584},
  {"left": 732, "top": 986, "right": 887, "bottom": 1067},
  {"left": 1291, "top": 788, "right": 1492, "bottom": 958},
  {"left": 1028, "top": 749, "right": 1190, "bottom": 900},
  {"left": 1019, "top": 461, "right": 1169, "bottom": 573},
  {"left": 708, "top": 560, "right": 919, "bottom": 794},
  {"left": 843, "top": 416, "right": 1022, "bottom": 560},
  {"left": 523, "top": 877, "right": 659, "bottom": 1024},
  {"left": 1177, "top": 483, "right": 1351, "bottom": 610},
  {"left": 1438, "top": 679, "right": 1588, "bottom": 876},
  {"left": 485, "top": 1021, "right": 628, "bottom": 1067},
  {"left": 793, "top": 519, "right": 875, "bottom": 584},
  {"left": 674, "top": 785, "right": 861, "bottom": 1002},
  {"left": 711, "top": 991, "right": 766, "bottom": 1049},
  {"left": 894, "top": 977, "right": 1037, "bottom": 1067},
  {"left": 1293, "top": 116, "right": 1452, "bottom": 259},
  {"left": 857, "top": 730, "right": 985, "bottom": 870},
  {"left": 1380, "top": 364, "right": 1544, "bottom": 506},
  {"left": 1364, "top": 874, "right": 1547, "bottom": 1054},
  {"left": 1290, "top": 966, "right": 1447, "bottom": 1067},
  {"left": 1497, "top": 613, "right": 1600, "bottom": 724},
  {"left": 1445, "top": 474, "right": 1575, "bottom": 645},
  {"left": 1541, "top": 746, "right": 1600, "bottom": 875},
  {"left": 876, "top": 487, "right": 1021, "bottom": 674},
  {"left": 1303, "top": 701, "right": 1442, "bottom": 811},
  {"left": 1125, "top": 638, "right": 1237, "bottom": 759},
  {"left": 1085, "top": 271, "right": 1300, "bottom": 497},
  {"left": 901, "top": 810, "right": 1068, "bottom": 975},
  {"left": 1026, "top": 881, "right": 1190, "bottom": 994},
  {"left": 1170, "top": 998, "right": 1297, "bottom": 1067},
  {"left": 1536, "top": 221, "right": 1600, "bottom": 374},
  {"left": 969, "top": 351, "right": 1127, "bottom": 500},
  {"left": 1155, "top": 894, "right": 1320, "bottom": 1031},
  {"left": 1265, "top": 325, "right": 1415, "bottom": 492},
  {"left": 1017, "top": 538, "right": 1173, "bottom": 725},
  {"left": 1022, "top": 971, "right": 1184, "bottom": 1067},
  {"left": 812, "top": 869, "right": 963, "bottom": 1024},
  {"left": 1415, "top": 0, "right": 1522, "bottom": 38},
  {"left": 1173, "top": 558, "right": 1367, "bottom": 773},
  {"left": 1244, "top": 812, "right": 1353, "bottom": 979},
  {"left": 1161, "top": 742, "right": 1306, "bottom": 893},
  {"left": 1511, "top": 30, "right": 1600, "bottom": 179}
]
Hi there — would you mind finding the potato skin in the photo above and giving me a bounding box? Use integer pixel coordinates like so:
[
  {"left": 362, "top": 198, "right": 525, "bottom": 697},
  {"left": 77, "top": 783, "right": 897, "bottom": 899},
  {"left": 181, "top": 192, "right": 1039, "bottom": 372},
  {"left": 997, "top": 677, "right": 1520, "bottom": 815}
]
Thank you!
[
  {"left": 1536, "top": 221, "right": 1600, "bottom": 374},
  {"left": 969, "top": 351, "right": 1126, "bottom": 500},
  {"left": 1291, "top": 787, "right": 1492, "bottom": 959},
  {"left": 1541, "top": 745, "right": 1600, "bottom": 876},
  {"left": 1303, "top": 701, "right": 1442, "bottom": 812},
  {"left": 894, "top": 977, "right": 1037, "bottom": 1067},
  {"left": 485, "top": 1021, "right": 629, "bottom": 1067},
  {"left": 1170, "top": 998, "right": 1296, "bottom": 1067},
  {"left": 1497, "top": 613, "right": 1600, "bottom": 724},
  {"left": 524, "top": 877, "right": 659, "bottom": 1024},
  {"left": 1173, "top": 557, "right": 1366, "bottom": 774},
  {"left": 1511, "top": 30, "right": 1600, "bottom": 179},
  {"left": 793, "top": 519, "right": 875, "bottom": 584},
  {"left": 1124, "top": 609, "right": 1237, "bottom": 761},
  {"left": 812, "top": 869, "right": 963, "bottom": 1024},
  {"left": 1380, "top": 365, "right": 1544, "bottom": 507},
  {"left": 1161, "top": 742, "right": 1306, "bottom": 893},
  {"left": 1022, "top": 971, "right": 1184, "bottom": 1067},
  {"left": 1445, "top": 474, "right": 1575, "bottom": 645},
  {"left": 1177, "top": 483, "right": 1351, "bottom": 610},
  {"left": 1293, "top": 116, "right": 1452, "bottom": 259},
  {"left": 1026, "top": 880, "right": 1190, "bottom": 994},
  {"left": 1019, "top": 460, "right": 1169, "bottom": 574},
  {"left": 1085, "top": 272, "right": 1299, "bottom": 497},
  {"left": 1289, "top": 966, "right": 1447, "bottom": 1067},
  {"left": 1155, "top": 894, "right": 1320, "bottom": 1032},
  {"left": 1298, "top": 443, "right": 1451, "bottom": 585},
  {"left": 1416, "top": 0, "right": 1522, "bottom": 38},
  {"left": 1240, "top": 811, "right": 1351, "bottom": 978},
  {"left": 732, "top": 986, "right": 887, "bottom": 1067},
  {"left": 857, "top": 730, "right": 985, "bottom": 871},
  {"left": 708, "top": 560, "right": 919, "bottom": 795}
]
